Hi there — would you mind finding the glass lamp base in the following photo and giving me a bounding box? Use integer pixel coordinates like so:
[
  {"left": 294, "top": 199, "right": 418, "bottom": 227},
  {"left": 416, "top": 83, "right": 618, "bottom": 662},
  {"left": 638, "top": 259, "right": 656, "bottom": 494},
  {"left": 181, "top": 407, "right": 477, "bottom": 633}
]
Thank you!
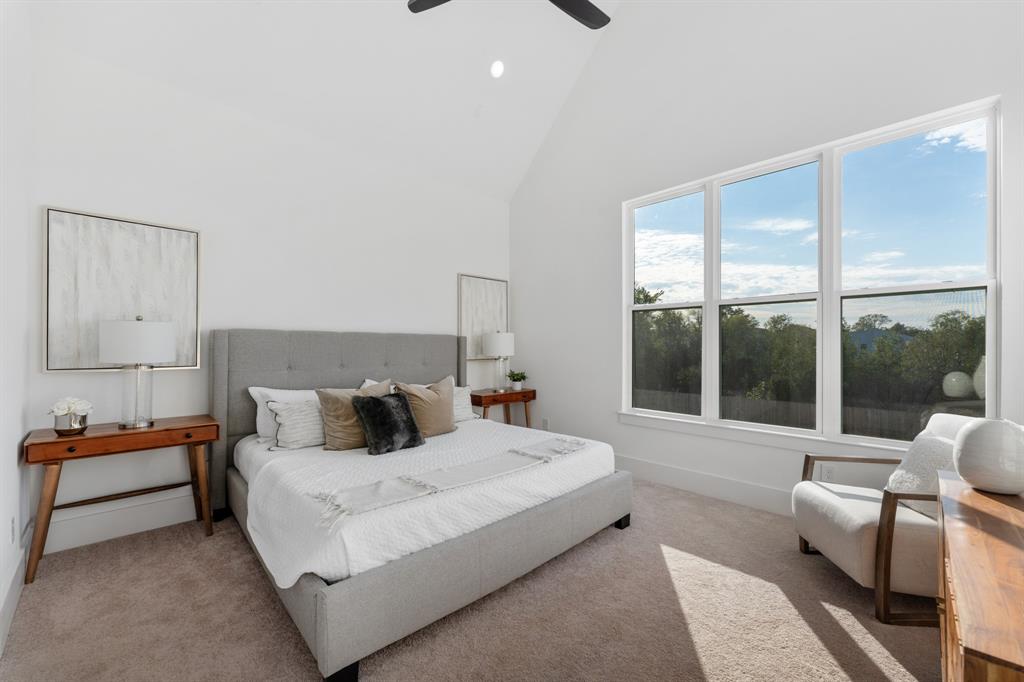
[{"left": 119, "top": 364, "right": 155, "bottom": 429}]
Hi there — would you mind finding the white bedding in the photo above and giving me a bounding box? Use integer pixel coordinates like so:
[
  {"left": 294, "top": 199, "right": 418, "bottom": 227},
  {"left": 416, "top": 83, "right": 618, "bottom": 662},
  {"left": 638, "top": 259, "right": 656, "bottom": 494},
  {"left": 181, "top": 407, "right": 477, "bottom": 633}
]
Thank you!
[{"left": 238, "top": 419, "right": 615, "bottom": 587}]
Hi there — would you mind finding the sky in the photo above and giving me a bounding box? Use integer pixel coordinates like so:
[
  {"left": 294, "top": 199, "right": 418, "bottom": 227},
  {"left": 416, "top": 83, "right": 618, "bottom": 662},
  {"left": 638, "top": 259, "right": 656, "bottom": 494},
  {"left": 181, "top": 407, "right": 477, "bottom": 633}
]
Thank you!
[{"left": 634, "top": 117, "right": 989, "bottom": 326}]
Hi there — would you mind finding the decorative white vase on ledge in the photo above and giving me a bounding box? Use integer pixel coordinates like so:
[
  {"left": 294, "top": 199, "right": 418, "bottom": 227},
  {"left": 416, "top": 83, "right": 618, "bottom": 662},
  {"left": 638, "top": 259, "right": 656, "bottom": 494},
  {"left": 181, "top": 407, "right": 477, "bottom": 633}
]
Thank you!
[
  {"left": 511, "top": 381, "right": 523, "bottom": 391},
  {"left": 973, "top": 355, "right": 986, "bottom": 399},
  {"left": 954, "top": 418, "right": 1024, "bottom": 495}
]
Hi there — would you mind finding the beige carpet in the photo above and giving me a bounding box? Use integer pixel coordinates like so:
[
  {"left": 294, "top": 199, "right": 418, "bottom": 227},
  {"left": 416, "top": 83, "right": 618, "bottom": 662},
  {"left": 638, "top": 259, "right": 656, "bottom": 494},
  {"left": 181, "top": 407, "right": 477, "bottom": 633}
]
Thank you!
[{"left": 0, "top": 481, "right": 938, "bottom": 681}]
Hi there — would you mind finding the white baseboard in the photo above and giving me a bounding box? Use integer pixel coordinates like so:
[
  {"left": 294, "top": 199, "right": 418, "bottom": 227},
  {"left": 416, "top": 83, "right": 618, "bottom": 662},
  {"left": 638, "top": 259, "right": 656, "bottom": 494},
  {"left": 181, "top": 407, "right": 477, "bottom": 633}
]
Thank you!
[
  {"left": 0, "top": 547, "right": 26, "bottom": 660},
  {"left": 616, "top": 453, "right": 793, "bottom": 517},
  {"left": 43, "top": 489, "right": 197, "bottom": 554}
]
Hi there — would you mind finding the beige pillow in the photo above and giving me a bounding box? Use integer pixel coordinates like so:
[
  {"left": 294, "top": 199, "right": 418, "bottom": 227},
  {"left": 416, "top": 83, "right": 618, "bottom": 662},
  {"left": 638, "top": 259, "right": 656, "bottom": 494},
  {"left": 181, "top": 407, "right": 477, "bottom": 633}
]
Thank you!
[
  {"left": 395, "top": 376, "right": 455, "bottom": 438},
  {"left": 316, "top": 380, "right": 392, "bottom": 451}
]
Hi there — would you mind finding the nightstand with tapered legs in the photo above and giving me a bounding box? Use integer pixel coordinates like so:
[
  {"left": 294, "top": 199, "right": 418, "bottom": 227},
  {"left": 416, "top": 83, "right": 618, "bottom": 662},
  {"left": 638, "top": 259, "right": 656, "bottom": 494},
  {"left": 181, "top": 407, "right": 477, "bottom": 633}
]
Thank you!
[{"left": 22, "top": 414, "right": 220, "bottom": 583}]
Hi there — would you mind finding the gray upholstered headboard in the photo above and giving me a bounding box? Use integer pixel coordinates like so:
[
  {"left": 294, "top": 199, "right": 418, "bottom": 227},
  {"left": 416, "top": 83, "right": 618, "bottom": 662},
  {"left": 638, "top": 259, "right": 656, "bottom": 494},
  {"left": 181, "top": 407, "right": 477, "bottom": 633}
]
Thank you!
[{"left": 208, "top": 329, "right": 467, "bottom": 510}]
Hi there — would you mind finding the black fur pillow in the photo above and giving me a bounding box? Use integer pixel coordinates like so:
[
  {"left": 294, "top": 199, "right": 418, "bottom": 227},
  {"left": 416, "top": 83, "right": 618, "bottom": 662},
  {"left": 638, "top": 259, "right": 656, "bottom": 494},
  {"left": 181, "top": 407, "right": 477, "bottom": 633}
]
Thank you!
[{"left": 350, "top": 393, "right": 425, "bottom": 455}]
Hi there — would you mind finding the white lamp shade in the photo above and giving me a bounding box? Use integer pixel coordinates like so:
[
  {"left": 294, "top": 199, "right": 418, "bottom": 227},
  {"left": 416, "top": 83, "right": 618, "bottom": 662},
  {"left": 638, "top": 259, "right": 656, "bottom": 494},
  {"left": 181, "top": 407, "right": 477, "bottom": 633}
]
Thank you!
[
  {"left": 482, "top": 332, "right": 515, "bottom": 358},
  {"left": 98, "top": 320, "right": 177, "bottom": 364}
]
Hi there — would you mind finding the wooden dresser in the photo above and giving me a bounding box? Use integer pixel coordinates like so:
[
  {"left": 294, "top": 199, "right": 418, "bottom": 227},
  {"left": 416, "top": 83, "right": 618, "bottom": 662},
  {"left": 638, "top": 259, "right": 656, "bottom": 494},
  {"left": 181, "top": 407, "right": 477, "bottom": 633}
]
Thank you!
[{"left": 937, "top": 471, "right": 1024, "bottom": 681}]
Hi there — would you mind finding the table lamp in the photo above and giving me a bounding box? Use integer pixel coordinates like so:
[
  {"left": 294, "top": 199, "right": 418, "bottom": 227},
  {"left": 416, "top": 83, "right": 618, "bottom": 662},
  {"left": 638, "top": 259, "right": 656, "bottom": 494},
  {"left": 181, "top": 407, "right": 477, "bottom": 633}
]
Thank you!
[
  {"left": 482, "top": 331, "right": 515, "bottom": 391},
  {"left": 99, "top": 318, "right": 176, "bottom": 428}
]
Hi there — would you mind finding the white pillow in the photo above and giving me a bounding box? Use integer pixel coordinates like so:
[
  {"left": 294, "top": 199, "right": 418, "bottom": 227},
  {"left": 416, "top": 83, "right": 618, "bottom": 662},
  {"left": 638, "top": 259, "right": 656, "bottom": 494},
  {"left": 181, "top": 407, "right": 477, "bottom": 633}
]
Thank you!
[
  {"left": 886, "top": 432, "right": 955, "bottom": 519},
  {"left": 364, "top": 378, "right": 476, "bottom": 422},
  {"left": 453, "top": 385, "right": 478, "bottom": 423},
  {"left": 360, "top": 378, "right": 394, "bottom": 391},
  {"left": 267, "top": 400, "right": 325, "bottom": 450},
  {"left": 248, "top": 387, "right": 318, "bottom": 441}
]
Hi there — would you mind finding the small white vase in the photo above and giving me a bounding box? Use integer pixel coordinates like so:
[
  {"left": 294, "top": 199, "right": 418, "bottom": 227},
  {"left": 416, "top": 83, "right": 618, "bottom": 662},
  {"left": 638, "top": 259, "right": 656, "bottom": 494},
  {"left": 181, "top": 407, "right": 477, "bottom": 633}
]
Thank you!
[
  {"left": 973, "top": 355, "right": 986, "bottom": 399},
  {"left": 954, "top": 418, "right": 1024, "bottom": 495},
  {"left": 511, "top": 381, "right": 523, "bottom": 391},
  {"left": 942, "top": 371, "right": 973, "bottom": 399}
]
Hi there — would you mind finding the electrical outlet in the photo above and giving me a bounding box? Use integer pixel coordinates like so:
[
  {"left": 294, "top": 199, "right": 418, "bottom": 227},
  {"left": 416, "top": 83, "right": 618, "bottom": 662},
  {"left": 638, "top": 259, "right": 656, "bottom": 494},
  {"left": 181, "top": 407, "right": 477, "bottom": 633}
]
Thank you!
[
  {"left": 541, "top": 417, "right": 550, "bottom": 431},
  {"left": 821, "top": 464, "right": 836, "bottom": 482}
]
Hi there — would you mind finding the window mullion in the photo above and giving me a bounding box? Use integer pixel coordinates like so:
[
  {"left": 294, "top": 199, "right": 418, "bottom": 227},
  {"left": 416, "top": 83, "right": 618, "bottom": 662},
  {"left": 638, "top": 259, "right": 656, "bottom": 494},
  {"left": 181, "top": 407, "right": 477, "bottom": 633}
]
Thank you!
[
  {"left": 821, "top": 148, "right": 841, "bottom": 439},
  {"left": 705, "top": 180, "right": 720, "bottom": 423}
]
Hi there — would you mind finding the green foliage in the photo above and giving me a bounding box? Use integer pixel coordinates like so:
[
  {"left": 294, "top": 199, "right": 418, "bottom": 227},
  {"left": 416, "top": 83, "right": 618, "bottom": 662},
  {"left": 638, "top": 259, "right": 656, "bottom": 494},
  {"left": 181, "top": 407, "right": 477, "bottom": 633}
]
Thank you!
[
  {"left": 507, "top": 370, "right": 528, "bottom": 382},
  {"left": 843, "top": 310, "right": 985, "bottom": 409},
  {"left": 720, "top": 307, "right": 816, "bottom": 409},
  {"left": 634, "top": 283, "right": 665, "bottom": 305}
]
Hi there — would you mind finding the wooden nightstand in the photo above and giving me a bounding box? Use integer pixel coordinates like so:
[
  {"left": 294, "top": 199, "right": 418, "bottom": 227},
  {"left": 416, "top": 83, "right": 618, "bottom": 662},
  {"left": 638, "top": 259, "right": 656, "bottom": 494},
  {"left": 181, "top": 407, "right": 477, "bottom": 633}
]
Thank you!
[
  {"left": 470, "top": 388, "right": 537, "bottom": 427},
  {"left": 22, "top": 414, "right": 220, "bottom": 583}
]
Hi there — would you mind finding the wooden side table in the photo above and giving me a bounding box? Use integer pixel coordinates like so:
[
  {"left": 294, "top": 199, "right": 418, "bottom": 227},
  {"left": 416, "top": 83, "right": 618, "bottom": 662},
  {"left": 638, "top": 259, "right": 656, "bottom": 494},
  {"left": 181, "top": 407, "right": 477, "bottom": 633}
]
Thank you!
[
  {"left": 470, "top": 388, "right": 537, "bottom": 427},
  {"left": 22, "top": 414, "right": 220, "bottom": 583}
]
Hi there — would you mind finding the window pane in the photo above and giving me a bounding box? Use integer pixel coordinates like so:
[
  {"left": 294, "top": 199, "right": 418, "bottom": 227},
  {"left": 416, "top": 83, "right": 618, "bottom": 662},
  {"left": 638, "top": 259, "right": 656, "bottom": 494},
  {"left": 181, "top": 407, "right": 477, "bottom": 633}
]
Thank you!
[
  {"left": 842, "top": 119, "right": 988, "bottom": 289},
  {"left": 634, "top": 192, "right": 704, "bottom": 304},
  {"left": 720, "top": 301, "right": 816, "bottom": 429},
  {"left": 720, "top": 162, "right": 819, "bottom": 298},
  {"left": 842, "top": 288, "right": 985, "bottom": 441},
  {"left": 633, "top": 308, "right": 702, "bottom": 415}
]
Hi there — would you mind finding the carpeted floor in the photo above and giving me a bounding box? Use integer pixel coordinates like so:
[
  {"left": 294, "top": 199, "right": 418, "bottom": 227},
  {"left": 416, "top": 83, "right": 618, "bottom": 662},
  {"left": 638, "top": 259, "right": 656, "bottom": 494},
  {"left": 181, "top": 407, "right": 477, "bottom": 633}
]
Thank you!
[{"left": 0, "top": 481, "right": 939, "bottom": 681}]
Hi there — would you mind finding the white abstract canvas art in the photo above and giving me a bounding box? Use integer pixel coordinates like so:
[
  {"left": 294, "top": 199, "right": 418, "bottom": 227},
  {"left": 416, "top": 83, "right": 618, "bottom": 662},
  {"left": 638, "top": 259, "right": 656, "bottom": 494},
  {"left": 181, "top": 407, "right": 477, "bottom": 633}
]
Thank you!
[
  {"left": 458, "top": 274, "right": 508, "bottom": 359},
  {"left": 46, "top": 209, "right": 199, "bottom": 370}
]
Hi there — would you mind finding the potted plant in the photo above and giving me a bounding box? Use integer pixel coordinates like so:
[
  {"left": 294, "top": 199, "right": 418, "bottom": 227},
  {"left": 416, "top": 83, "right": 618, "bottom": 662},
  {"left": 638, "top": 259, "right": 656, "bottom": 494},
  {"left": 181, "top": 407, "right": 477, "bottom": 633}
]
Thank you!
[{"left": 507, "top": 370, "right": 527, "bottom": 392}]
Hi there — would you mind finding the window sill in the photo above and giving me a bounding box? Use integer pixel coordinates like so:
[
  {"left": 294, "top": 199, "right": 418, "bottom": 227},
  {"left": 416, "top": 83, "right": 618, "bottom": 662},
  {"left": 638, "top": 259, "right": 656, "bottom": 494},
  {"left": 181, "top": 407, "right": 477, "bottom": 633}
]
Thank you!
[{"left": 617, "top": 410, "right": 909, "bottom": 455}]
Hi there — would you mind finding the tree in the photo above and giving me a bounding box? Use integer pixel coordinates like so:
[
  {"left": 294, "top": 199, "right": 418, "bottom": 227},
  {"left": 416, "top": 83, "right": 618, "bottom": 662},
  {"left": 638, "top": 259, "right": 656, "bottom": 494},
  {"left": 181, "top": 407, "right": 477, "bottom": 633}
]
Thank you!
[
  {"left": 634, "top": 283, "right": 664, "bottom": 305},
  {"left": 852, "top": 313, "right": 892, "bottom": 332}
]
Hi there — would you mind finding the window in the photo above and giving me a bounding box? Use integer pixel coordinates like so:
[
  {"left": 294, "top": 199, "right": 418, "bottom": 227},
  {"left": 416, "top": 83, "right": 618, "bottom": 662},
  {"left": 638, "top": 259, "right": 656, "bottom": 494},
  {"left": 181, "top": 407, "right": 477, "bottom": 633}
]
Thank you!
[
  {"left": 720, "top": 301, "right": 816, "bottom": 429},
  {"left": 841, "top": 288, "right": 986, "bottom": 441},
  {"left": 624, "top": 100, "right": 996, "bottom": 443},
  {"left": 721, "top": 162, "right": 819, "bottom": 297},
  {"left": 842, "top": 119, "right": 988, "bottom": 289},
  {"left": 634, "top": 191, "right": 704, "bottom": 303},
  {"left": 632, "top": 191, "right": 705, "bottom": 415},
  {"left": 633, "top": 308, "right": 702, "bottom": 415}
]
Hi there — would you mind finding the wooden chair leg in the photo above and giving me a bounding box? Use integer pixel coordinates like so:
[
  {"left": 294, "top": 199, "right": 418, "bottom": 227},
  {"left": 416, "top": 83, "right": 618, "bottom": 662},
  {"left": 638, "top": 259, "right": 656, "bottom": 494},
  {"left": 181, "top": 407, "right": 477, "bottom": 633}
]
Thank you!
[{"left": 798, "top": 536, "right": 820, "bottom": 554}]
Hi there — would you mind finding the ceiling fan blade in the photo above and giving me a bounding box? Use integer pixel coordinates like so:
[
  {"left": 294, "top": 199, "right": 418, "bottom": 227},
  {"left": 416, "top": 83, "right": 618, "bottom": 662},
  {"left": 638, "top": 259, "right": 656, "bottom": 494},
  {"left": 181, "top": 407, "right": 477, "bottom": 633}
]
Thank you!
[
  {"left": 407, "top": 0, "right": 453, "bottom": 14},
  {"left": 547, "top": 0, "right": 610, "bottom": 29}
]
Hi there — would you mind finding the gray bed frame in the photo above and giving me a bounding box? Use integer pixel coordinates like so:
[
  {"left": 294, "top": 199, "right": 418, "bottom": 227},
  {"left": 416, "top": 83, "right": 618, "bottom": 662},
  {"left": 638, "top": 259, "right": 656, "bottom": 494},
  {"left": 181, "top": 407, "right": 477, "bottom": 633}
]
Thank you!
[{"left": 209, "top": 329, "right": 633, "bottom": 680}]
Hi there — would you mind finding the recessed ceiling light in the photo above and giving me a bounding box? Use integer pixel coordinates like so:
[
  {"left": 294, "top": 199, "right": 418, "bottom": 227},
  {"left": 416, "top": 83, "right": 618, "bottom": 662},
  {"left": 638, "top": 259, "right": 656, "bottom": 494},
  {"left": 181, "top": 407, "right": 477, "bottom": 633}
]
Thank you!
[{"left": 490, "top": 60, "right": 504, "bottom": 79}]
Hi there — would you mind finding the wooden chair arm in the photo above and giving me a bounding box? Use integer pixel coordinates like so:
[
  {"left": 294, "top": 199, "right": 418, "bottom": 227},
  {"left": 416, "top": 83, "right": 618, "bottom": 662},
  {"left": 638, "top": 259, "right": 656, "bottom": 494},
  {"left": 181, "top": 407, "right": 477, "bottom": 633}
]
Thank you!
[
  {"left": 801, "top": 454, "right": 904, "bottom": 482},
  {"left": 874, "top": 488, "right": 939, "bottom": 625}
]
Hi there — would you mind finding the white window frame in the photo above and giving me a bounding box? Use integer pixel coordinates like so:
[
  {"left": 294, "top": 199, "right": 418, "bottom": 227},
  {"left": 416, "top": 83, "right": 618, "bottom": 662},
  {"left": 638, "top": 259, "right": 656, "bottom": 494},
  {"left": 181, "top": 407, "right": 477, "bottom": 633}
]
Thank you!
[{"left": 622, "top": 97, "right": 1000, "bottom": 448}]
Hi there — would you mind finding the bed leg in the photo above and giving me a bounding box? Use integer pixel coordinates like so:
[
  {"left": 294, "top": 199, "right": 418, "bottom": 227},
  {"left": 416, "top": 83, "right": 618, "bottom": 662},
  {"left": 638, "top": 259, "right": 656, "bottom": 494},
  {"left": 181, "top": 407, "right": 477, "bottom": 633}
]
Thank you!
[
  {"left": 325, "top": 660, "right": 359, "bottom": 681},
  {"left": 613, "top": 514, "right": 630, "bottom": 530}
]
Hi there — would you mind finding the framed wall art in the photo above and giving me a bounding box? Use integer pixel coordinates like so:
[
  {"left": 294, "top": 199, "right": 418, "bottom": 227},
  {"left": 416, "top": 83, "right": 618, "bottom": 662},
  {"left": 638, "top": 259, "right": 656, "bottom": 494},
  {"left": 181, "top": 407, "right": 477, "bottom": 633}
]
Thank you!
[
  {"left": 45, "top": 208, "right": 200, "bottom": 371},
  {"left": 457, "top": 273, "right": 508, "bottom": 359}
]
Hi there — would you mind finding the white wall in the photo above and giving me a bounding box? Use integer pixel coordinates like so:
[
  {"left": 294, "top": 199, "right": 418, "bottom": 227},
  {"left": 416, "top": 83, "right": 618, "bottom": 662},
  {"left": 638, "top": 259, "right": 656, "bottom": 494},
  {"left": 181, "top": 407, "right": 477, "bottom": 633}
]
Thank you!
[
  {"left": 0, "top": 0, "right": 35, "bottom": 654},
  {"left": 7, "top": 13, "right": 511, "bottom": 557},
  {"left": 510, "top": 0, "right": 1024, "bottom": 514}
]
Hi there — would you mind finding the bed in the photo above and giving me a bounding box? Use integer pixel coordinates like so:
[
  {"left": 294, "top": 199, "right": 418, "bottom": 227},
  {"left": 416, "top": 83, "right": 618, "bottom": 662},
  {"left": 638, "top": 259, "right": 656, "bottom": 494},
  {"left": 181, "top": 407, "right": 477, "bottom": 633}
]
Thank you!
[{"left": 209, "top": 329, "right": 633, "bottom": 680}]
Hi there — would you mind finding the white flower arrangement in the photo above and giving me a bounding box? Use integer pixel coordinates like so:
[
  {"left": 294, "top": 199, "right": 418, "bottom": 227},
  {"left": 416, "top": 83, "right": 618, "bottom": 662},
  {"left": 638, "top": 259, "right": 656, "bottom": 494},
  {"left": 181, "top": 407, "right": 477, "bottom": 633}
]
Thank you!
[{"left": 49, "top": 397, "right": 93, "bottom": 417}]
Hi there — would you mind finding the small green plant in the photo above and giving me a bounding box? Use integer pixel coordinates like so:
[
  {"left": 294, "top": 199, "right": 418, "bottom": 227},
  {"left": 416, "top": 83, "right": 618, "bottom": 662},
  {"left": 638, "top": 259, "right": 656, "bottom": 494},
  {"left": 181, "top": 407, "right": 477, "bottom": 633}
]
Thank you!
[{"left": 507, "top": 370, "right": 528, "bottom": 382}]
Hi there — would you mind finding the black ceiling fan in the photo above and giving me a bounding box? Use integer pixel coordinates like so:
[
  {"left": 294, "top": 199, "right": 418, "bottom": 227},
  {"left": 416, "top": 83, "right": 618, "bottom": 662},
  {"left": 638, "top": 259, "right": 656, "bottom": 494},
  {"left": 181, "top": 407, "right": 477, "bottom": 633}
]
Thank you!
[{"left": 408, "top": 0, "right": 610, "bottom": 30}]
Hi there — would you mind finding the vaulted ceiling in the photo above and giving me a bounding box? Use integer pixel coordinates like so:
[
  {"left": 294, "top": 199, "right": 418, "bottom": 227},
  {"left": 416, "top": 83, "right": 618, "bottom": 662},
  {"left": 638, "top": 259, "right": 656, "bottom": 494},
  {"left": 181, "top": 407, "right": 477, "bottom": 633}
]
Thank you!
[{"left": 31, "top": 0, "right": 619, "bottom": 200}]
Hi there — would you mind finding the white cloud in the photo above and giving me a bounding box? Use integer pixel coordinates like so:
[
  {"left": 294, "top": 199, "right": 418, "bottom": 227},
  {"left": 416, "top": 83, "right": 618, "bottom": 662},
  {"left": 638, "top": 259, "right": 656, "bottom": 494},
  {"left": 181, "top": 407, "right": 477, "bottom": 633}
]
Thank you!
[
  {"left": 921, "top": 118, "right": 986, "bottom": 153},
  {"left": 862, "top": 250, "right": 905, "bottom": 263},
  {"left": 635, "top": 229, "right": 704, "bottom": 302},
  {"left": 842, "top": 263, "right": 985, "bottom": 290},
  {"left": 721, "top": 262, "right": 818, "bottom": 298},
  {"left": 800, "top": 233, "right": 818, "bottom": 246},
  {"left": 734, "top": 217, "right": 815, "bottom": 234}
]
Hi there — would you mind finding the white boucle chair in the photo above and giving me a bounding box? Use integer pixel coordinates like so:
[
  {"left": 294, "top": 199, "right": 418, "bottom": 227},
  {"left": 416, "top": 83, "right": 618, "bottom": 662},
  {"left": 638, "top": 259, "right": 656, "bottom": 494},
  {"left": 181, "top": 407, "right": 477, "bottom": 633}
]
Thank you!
[{"left": 791, "top": 413, "right": 974, "bottom": 625}]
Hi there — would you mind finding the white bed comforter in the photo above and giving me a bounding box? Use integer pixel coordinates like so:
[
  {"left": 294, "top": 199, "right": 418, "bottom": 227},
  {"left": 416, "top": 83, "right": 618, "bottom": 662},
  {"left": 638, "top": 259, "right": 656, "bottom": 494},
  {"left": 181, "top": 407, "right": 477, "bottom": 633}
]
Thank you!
[{"left": 241, "top": 419, "right": 615, "bottom": 587}]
